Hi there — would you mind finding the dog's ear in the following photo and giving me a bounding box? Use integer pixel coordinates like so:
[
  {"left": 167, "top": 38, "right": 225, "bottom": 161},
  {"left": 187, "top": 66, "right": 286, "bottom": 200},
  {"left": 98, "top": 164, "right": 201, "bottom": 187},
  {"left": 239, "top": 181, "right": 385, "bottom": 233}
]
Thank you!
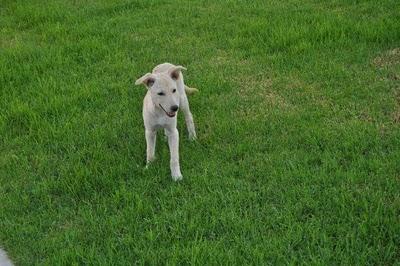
[
  {"left": 135, "top": 73, "right": 156, "bottom": 87},
  {"left": 169, "top": 65, "right": 187, "bottom": 80}
]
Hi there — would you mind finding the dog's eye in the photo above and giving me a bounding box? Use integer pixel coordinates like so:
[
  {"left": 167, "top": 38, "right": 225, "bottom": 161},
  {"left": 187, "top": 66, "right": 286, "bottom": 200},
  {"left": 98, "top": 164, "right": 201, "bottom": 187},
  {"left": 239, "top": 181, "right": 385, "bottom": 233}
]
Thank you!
[
  {"left": 172, "top": 89, "right": 176, "bottom": 93},
  {"left": 157, "top": 92, "right": 165, "bottom": 96}
]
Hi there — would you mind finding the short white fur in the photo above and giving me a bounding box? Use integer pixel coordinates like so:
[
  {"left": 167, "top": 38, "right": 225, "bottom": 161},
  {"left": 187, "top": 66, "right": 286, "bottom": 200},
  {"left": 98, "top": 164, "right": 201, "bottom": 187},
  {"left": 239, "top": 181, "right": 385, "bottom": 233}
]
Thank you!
[
  {"left": 135, "top": 63, "right": 197, "bottom": 181},
  {"left": 0, "top": 248, "right": 13, "bottom": 266}
]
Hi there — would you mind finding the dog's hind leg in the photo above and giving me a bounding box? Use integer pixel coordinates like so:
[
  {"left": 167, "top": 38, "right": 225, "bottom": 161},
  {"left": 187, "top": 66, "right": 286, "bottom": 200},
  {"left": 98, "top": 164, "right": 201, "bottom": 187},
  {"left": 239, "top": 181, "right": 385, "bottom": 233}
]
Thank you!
[
  {"left": 180, "top": 94, "right": 197, "bottom": 140},
  {"left": 164, "top": 128, "right": 168, "bottom": 140},
  {"left": 176, "top": 72, "right": 197, "bottom": 140},
  {"left": 180, "top": 95, "right": 197, "bottom": 140},
  {"left": 145, "top": 129, "right": 156, "bottom": 164}
]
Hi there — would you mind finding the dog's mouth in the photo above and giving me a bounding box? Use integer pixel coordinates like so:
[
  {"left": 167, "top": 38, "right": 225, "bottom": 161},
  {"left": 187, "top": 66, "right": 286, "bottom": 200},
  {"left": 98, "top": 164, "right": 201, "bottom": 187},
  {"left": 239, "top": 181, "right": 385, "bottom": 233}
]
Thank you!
[{"left": 159, "top": 104, "right": 177, "bottom": 118}]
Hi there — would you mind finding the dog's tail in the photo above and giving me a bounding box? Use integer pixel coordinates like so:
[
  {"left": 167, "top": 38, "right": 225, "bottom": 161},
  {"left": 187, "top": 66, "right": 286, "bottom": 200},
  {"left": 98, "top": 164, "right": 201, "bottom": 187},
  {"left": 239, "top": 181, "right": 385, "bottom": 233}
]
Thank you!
[{"left": 184, "top": 85, "right": 199, "bottom": 95}]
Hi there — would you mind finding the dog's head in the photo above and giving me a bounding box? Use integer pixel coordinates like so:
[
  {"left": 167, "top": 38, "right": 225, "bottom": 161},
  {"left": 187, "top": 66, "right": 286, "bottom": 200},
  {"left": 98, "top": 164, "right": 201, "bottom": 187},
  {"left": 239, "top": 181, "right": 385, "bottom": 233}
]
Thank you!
[{"left": 135, "top": 66, "right": 186, "bottom": 118}]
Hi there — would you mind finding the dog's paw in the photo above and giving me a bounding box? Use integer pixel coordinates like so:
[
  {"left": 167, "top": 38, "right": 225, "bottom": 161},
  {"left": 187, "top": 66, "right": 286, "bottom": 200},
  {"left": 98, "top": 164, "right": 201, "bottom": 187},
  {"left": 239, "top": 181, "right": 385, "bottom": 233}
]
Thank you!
[
  {"left": 188, "top": 132, "right": 197, "bottom": 141},
  {"left": 172, "top": 174, "right": 183, "bottom": 181},
  {"left": 146, "top": 156, "right": 156, "bottom": 165},
  {"left": 145, "top": 161, "right": 153, "bottom": 169}
]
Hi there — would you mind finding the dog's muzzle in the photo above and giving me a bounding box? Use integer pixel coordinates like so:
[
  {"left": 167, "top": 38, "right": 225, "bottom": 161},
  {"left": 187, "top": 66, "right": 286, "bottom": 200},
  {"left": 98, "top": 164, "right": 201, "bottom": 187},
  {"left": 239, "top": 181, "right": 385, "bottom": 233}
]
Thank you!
[{"left": 159, "top": 104, "right": 178, "bottom": 118}]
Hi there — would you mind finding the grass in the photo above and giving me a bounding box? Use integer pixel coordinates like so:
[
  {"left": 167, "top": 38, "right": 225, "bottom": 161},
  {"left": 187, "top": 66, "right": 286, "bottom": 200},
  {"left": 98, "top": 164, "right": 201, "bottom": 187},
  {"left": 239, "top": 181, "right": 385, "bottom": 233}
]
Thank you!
[{"left": 1, "top": 0, "right": 400, "bottom": 264}]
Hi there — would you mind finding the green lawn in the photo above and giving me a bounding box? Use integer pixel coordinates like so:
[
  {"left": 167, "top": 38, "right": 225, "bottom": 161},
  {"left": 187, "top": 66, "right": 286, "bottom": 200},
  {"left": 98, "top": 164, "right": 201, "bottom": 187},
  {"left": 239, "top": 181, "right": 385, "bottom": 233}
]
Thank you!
[{"left": 1, "top": 0, "right": 400, "bottom": 264}]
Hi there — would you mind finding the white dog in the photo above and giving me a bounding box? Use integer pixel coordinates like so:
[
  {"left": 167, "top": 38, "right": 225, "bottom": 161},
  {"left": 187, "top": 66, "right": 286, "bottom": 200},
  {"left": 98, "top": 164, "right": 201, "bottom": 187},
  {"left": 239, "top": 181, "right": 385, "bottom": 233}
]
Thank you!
[{"left": 135, "top": 63, "right": 197, "bottom": 181}]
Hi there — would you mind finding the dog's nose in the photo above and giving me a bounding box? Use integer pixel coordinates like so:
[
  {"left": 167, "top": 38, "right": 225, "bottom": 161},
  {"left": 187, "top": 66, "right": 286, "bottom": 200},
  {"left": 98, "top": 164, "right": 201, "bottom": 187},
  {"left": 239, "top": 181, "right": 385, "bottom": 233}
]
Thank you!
[{"left": 170, "top": 105, "right": 179, "bottom": 112}]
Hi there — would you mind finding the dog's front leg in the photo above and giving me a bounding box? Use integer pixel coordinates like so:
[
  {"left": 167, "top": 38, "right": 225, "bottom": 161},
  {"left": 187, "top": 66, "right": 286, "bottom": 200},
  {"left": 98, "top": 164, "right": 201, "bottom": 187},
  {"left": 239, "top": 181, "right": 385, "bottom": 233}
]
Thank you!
[
  {"left": 166, "top": 128, "right": 182, "bottom": 181},
  {"left": 145, "top": 129, "right": 156, "bottom": 164}
]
